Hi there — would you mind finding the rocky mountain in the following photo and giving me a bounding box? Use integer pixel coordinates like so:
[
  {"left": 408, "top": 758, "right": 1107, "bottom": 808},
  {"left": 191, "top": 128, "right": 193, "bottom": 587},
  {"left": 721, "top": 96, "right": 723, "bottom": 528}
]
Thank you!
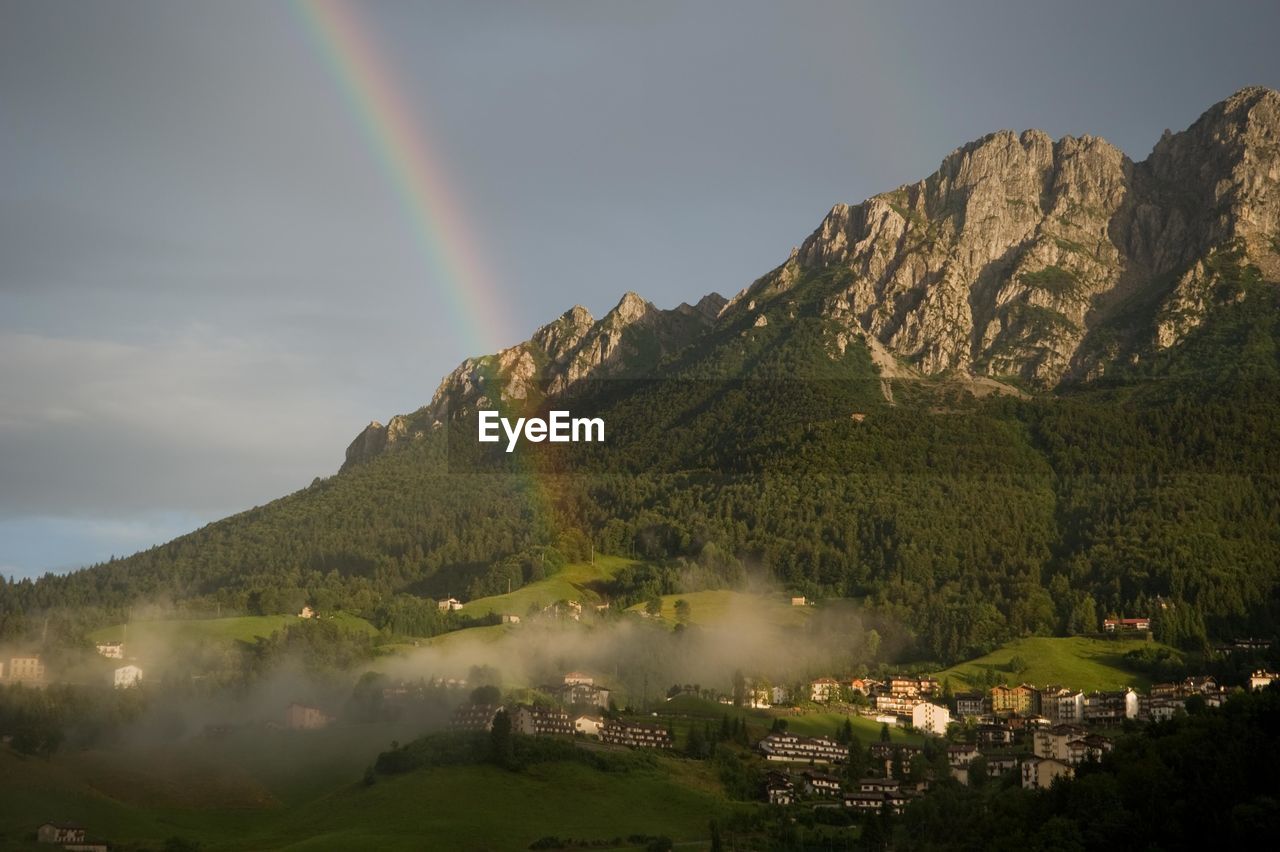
[
  {"left": 343, "top": 291, "right": 726, "bottom": 469},
  {"left": 16, "top": 90, "right": 1280, "bottom": 662},
  {"left": 346, "top": 87, "right": 1279, "bottom": 467},
  {"left": 729, "top": 85, "right": 1280, "bottom": 385}
]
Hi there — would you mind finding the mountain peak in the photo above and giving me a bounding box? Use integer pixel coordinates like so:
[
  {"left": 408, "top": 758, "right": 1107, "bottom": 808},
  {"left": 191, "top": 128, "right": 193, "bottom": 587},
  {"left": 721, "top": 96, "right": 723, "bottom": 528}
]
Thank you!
[
  {"left": 343, "top": 87, "right": 1280, "bottom": 469},
  {"left": 609, "top": 291, "right": 653, "bottom": 325}
]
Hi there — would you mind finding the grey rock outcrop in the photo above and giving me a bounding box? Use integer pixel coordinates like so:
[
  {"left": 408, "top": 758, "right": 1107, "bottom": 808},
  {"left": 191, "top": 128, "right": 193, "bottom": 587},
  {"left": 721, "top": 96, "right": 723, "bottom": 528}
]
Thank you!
[{"left": 343, "top": 87, "right": 1280, "bottom": 469}]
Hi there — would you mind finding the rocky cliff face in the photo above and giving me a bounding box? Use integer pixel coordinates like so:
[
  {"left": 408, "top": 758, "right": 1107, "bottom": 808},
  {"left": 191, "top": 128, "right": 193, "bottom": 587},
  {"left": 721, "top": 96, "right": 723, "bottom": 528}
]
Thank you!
[
  {"left": 341, "top": 291, "right": 722, "bottom": 469},
  {"left": 722, "top": 86, "right": 1280, "bottom": 385},
  {"left": 344, "top": 87, "right": 1280, "bottom": 469}
]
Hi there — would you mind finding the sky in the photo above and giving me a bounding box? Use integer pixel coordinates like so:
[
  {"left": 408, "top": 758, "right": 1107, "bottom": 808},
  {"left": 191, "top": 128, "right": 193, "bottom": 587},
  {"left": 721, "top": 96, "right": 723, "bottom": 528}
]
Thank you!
[{"left": 2, "top": 0, "right": 1278, "bottom": 580}]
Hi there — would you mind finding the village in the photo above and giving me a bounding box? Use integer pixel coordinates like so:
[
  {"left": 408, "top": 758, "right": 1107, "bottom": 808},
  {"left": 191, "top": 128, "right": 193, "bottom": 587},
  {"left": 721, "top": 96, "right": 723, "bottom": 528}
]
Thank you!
[
  {"left": 420, "top": 658, "right": 1280, "bottom": 815},
  {"left": 7, "top": 601, "right": 1280, "bottom": 850}
]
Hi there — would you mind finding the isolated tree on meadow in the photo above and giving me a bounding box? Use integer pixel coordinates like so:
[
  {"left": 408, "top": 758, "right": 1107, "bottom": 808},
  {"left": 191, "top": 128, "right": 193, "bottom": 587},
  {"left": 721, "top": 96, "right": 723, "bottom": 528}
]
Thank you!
[{"left": 674, "top": 599, "right": 692, "bottom": 625}]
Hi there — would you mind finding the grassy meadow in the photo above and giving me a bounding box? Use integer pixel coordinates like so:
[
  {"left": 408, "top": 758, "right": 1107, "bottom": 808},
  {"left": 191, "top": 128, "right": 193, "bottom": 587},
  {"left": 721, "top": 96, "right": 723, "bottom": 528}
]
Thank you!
[
  {"left": 624, "top": 589, "right": 813, "bottom": 629},
  {"left": 0, "top": 729, "right": 730, "bottom": 851},
  {"left": 459, "top": 555, "right": 636, "bottom": 618},
  {"left": 931, "top": 635, "right": 1175, "bottom": 692},
  {"left": 88, "top": 612, "right": 378, "bottom": 649}
]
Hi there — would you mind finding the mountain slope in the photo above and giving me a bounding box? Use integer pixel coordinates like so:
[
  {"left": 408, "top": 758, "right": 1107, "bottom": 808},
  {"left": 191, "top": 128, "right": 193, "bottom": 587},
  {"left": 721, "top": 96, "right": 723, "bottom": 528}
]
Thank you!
[{"left": 5, "top": 88, "right": 1280, "bottom": 663}]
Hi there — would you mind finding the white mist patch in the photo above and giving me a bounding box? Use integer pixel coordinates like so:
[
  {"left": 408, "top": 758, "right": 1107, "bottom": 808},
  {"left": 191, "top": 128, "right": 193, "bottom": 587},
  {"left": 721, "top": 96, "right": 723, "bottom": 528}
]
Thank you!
[{"left": 477, "top": 410, "right": 604, "bottom": 452}]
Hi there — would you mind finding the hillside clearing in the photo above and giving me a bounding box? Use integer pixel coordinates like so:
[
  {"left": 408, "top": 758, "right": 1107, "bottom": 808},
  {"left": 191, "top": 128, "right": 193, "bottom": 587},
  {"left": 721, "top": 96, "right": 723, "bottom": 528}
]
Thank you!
[{"left": 932, "top": 635, "right": 1176, "bottom": 692}]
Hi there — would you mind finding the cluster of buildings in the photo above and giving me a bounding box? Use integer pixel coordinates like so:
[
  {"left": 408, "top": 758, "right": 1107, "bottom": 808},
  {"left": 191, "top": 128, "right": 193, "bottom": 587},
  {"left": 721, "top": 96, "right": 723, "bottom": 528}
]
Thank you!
[
  {"left": 757, "top": 729, "right": 1093, "bottom": 810},
  {"left": 949, "top": 675, "right": 1229, "bottom": 726},
  {"left": 757, "top": 668, "right": 1255, "bottom": 810},
  {"left": 446, "top": 671, "right": 673, "bottom": 750},
  {"left": 541, "top": 671, "right": 611, "bottom": 709},
  {"left": 95, "top": 642, "right": 144, "bottom": 689},
  {"left": 764, "top": 770, "right": 919, "bottom": 814},
  {"left": 447, "top": 698, "right": 672, "bottom": 749},
  {"left": 1, "top": 647, "right": 141, "bottom": 691},
  {"left": 804, "top": 671, "right": 1235, "bottom": 733},
  {"left": 759, "top": 732, "right": 849, "bottom": 763},
  {"left": 807, "top": 675, "right": 952, "bottom": 734}
]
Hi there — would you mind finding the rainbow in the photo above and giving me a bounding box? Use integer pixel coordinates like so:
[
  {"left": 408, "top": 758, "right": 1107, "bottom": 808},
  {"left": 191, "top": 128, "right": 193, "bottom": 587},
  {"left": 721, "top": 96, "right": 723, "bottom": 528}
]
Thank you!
[
  {"left": 294, "top": 0, "right": 512, "bottom": 356},
  {"left": 294, "top": 0, "right": 569, "bottom": 553}
]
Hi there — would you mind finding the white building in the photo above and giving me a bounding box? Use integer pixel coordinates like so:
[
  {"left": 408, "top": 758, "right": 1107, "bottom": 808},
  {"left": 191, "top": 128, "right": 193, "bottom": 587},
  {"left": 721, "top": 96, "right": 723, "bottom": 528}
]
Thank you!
[
  {"left": 912, "top": 702, "right": 950, "bottom": 736},
  {"left": 95, "top": 642, "right": 125, "bottom": 659},
  {"left": 574, "top": 714, "right": 604, "bottom": 737},
  {"left": 113, "top": 665, "right": 143, "bottom": 689},
  {"left": 810, "top": 677, "right": 840, "bottom": 703},
  {"left": 745, "top": 683, "right": 772, "bottom": 708},
  {"left": 1250, "top": 670, "right": 1278, "bottom": 691},
  {"left": 437, "top": 597, "right": 463, "bottom": 611}
]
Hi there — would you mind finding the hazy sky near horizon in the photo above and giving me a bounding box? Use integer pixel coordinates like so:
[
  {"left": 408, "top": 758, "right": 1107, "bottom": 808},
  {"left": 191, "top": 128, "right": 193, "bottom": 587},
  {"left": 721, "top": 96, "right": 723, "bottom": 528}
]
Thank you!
[{"left": 2, "top": 0, "right": 1278, "bottom": 580}]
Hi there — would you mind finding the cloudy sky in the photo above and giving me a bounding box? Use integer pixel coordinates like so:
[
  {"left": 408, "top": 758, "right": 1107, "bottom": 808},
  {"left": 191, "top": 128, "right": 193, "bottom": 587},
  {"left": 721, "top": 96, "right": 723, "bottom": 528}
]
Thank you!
[{"left": 2, "top": 0, "right": 1278, "bottom": 580}]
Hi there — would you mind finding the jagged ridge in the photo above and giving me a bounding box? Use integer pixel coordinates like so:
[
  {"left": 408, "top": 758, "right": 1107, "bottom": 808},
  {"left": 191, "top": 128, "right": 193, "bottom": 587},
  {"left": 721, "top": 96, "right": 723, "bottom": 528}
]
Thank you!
[{"left": 346, "top": 87, "right": 1280, "bottom": 468}]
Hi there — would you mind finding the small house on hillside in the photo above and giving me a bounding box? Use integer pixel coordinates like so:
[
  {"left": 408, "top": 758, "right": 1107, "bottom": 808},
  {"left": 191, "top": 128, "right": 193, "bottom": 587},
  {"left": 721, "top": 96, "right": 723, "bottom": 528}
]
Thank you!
[
  {"left": 113, "top": 665, "right": 143, "bottom": 689},
  {"left": 285, "top": 703, "right": 332, "bottom": 730},
  {"left": 1102, "top": 617, "right": 1150, "bottom": 632},
  {"left": 37, "top": 823, "right": 85, "bottom": 844},
  {"left": 809, "top": 677, "right": 840, "bottom": 703},
  {"left": 95, "top": 642, "right": 124, "bottom": 659}
]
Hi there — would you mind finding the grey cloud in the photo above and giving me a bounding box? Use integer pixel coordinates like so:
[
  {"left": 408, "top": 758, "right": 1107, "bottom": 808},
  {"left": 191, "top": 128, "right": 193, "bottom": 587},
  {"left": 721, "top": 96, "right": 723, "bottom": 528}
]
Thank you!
[{"left": 0, "top": 331, "right": 367, "bottom": 516}]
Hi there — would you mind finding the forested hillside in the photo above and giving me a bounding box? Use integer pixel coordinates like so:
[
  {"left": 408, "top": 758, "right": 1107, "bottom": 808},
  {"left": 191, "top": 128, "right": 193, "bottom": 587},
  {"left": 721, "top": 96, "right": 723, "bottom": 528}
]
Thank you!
[
  {"left": 4, "top": 89, "right": 1279, "bottom": 664},
  {"left": 5, "top": 249, "right": 1277, "bottom": 663}
]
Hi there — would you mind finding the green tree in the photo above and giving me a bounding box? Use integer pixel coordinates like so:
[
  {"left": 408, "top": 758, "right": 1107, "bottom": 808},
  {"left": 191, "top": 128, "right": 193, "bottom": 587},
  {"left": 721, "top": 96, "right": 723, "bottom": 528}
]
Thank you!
[
  {"left": 674, "top": 599, "right": 692, "bottom": 625},
  {"left": 489, "top": 709, "right": 514, "bottom": 768}
]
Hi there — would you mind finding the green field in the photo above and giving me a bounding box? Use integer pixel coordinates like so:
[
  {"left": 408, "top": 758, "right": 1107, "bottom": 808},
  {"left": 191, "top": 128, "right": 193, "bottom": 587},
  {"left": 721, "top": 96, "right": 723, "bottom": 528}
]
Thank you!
[
  {"left": 88, "top": 612, "right": 377, "bottom": 648},
  {"left": 624, "top": 589, "right": 812, "bottom": 629},
  {"left": 242, "top": 759, "right": 728, "bottom": 851},
  {"left": 931, "top": 635, "right": 1177, "bottom": 692},
  {"left": 421, "top": 622, "right": 514, "bottom": 650},
  {"left": 0, "top": 728, "right": 731, "bottom": 851},
  {"left": 459, "top": 555, "right": 635, "bottom": 618}
]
